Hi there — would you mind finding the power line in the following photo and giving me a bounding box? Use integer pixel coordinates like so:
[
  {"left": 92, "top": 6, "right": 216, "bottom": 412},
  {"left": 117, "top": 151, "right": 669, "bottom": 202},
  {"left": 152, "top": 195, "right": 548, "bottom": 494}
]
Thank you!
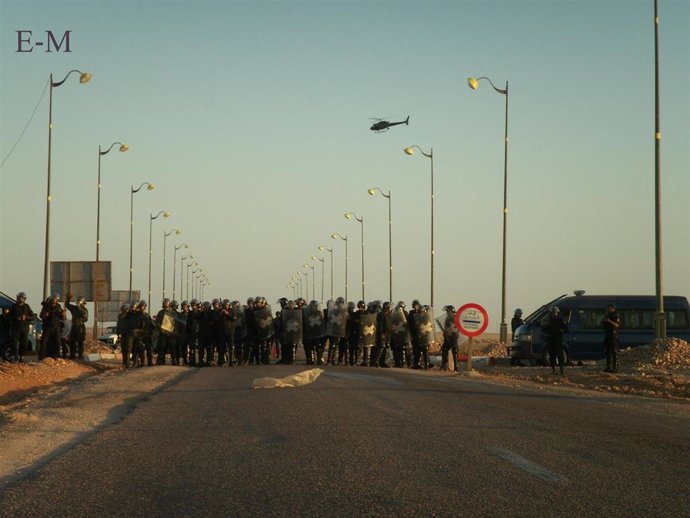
[{"left": 0, "top": 78, "right": 49, "bottom": 170}]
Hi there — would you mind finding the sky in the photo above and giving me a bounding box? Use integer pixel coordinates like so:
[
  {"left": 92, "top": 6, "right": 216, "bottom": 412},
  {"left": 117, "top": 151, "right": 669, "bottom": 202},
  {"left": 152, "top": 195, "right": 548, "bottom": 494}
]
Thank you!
[{"left": 1, "top": 0, "right": 688, "bottom": 331}]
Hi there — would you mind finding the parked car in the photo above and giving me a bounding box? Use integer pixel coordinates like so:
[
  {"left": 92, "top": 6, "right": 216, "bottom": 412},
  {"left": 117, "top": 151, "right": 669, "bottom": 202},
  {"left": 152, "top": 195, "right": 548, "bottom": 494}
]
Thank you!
[
  {"left": 98, "top": 326, "right": 119, "bottom": 348},
  {"left": 511, "top": 292, "right": 690, "bottom": 364}
]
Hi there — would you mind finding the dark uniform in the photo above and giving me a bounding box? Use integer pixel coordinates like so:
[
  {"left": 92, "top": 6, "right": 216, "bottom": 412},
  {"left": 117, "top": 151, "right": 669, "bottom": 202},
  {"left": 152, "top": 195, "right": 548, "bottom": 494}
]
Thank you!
[
  {"left": 218, "top": 300, "right": 238, "bottom": 366},
  {"left": 9, "top": 294, "right": 34, "bottom": 362},
  {"left": 186, "top": 300, "right": 201, "bottom": 366},
  {"left": 156, "top": 299, "right": 178, "bottom": 365},
  {"left": 373, "top": 303, "right": 393, "bottom": 367},
  {"left": 138, "top": 302, "right": 156, "bottom": 366},
  {"left": 390, "top": 302, "right": 410, "bottom": 368},
  {"left": 347, "top": 302, "right": 363, "bottom": 366},
  {"left": 541, "top": 307, "right": 569, "bottom": 375},
  {"left": 197, "top": 302, "right": 215, "bottom": 367},
  {"left": 440, "top": 306, "right": 460, "bottom": 372},
  {"left": 66, "top": 296, "right": 88, "bottom": 360},
  {"left": 602, "top": 305, "right": 620, "bottom": 373},
  {"left": 40, "top": 295, "right": 65, "bottom": 359}
]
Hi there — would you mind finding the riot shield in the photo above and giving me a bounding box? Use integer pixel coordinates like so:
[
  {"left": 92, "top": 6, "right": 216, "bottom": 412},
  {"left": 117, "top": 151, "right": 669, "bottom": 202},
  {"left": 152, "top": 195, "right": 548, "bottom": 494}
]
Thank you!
[
  {"left": 359, "top": 312, "right": 377, "bottom": 347},
  {"left": 303, "top": 305, "right": 325, "bottom": 340},
  {"left": 160, "top": 313, "right": 176, "bottom": 336},
  {"left": 281, "top": 308, "right": 303, "bottom": 344},
  {"left": 235, "top": 306, "right": 248, "bottom": 340},
  {"left": 254, "top": 305, "right": 275, "bottom": 340},
  {"left": 325, "top": 302, "right": 348, "bottom": 338},
  {"left": 391, "top": 307, "right": 410, "bottom": 344},
  {"left": 412, "top": 310, "right": 434, "bottom": 347}
]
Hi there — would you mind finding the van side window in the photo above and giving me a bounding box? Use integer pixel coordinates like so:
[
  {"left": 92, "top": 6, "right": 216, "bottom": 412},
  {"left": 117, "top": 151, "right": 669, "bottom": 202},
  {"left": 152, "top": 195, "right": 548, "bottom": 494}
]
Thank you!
[
  {"left": 577, "top": 310, "right": 604, "bottom": 329},
  {"left": 668, "top": 310, "right": 689, "bottom": 329}
]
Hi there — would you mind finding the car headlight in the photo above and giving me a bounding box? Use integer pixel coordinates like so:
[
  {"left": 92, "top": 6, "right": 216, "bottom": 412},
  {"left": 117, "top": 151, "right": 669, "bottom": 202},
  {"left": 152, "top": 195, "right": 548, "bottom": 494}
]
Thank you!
[{"left": 517, "top": 331, "right": 532, "bottom": 344}]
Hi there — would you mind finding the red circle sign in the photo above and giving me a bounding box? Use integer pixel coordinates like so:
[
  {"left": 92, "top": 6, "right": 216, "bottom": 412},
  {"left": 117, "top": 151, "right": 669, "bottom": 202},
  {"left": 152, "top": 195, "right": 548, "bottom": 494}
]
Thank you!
[{"left": 454, "top": 303, "right": 489, "bottom": 337}]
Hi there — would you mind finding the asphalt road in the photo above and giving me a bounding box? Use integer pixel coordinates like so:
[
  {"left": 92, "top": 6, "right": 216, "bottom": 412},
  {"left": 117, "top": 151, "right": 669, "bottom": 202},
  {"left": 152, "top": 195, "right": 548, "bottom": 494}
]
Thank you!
[{"left": 1, "top": 364, "right": 688, "bottom": 518}]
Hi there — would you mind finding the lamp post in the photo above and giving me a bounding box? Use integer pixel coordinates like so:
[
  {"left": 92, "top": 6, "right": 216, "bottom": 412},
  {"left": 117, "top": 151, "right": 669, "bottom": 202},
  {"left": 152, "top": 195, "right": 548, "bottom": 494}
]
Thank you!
[
  {"left": 653, "top": 0, "right": 666, "bottom": 339},
  {"left": 331, "top": 233, "right": 348, "bottom": 302},
  {"left": 93, "top": 141, "right": 128, "bottom": 338},
  {"left": 467, "top": 75, "right": 509, "bottom": 344},
  {"left": 186, "top": 260, "right": 197, "bottom": 300},
  {"left": 318, "top": 245, "right": 334, "bottom": 300},
  {"left": 148, "top": 210, "right": 170, "bottom": 305},
  {"left": 43, "top": 69, "right": 92, "bottom": 301},
  {"left": 163, "top": 229, "right": 181, "bottom": 300},
  {"left": 303, "top": 263, "right": 316, "bottom": 302},
  {"left": 296, "top": 271, "right": 305, "bottom": 299},
  {"left": 173, "top": 244, "right": 189, "bottom": 301},
  {"left": 129, "top": 182, "right": 155, "bottom": 301},
  {"left": 191, "top": 269, "right": 200, "bottom": 299},
  {"left": 312, "top": 255, "right": 325, "bottom": 302},
  {"left": 368, "top": 187, "right": 393, "bottom": 301},
  {"left": 345, "top": 213, "right": 365, "bottom": 300},
  {"left": 404, "top": 145, "right": 434, "bottom": 310}
]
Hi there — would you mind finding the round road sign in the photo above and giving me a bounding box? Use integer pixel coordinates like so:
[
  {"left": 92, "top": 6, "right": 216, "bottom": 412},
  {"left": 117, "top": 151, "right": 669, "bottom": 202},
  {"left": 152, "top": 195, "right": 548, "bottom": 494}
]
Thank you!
[{"left": 454, "top": 303, "right": 489, "bottom": 337}]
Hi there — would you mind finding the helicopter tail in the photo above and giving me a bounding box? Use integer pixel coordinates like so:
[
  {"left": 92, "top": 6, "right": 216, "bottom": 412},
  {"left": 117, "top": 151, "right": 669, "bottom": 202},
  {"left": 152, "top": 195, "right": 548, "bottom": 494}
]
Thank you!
[{"left": 405, "top": 116, "right": 410, "bottom": 125}]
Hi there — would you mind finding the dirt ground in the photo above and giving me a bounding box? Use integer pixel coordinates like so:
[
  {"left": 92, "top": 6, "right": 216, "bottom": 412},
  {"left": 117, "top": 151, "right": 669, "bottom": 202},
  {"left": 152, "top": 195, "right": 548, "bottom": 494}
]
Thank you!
[
  {"left": 468, "top": 336, "right": 690, "bottom": 401},
  {"left": 0, "top": 338, "right": 118, "bottom": 408},
  {"left": 1, "top": 337, "right": 689, "bottom": 406}
]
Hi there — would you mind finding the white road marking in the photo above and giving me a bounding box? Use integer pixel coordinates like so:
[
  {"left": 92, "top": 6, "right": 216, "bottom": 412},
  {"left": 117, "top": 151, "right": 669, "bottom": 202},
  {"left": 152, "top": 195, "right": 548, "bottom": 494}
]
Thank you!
[{"left": 490, "top": 448, "right": 563, "bottom": 484}]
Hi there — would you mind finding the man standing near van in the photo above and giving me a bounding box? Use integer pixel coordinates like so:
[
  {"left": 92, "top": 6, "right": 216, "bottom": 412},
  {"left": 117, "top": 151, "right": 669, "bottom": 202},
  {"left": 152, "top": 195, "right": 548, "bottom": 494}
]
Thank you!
[
  {"left": 542, "top": 306, "right": 568, "bottom": 375},
  {"left": 603, "top": 304, "right": 620, "bottom": 373}
]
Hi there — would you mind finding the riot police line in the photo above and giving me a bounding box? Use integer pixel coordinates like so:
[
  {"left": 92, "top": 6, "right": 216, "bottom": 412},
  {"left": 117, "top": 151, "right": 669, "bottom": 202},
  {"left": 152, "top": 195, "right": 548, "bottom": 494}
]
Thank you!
[
  {"left": 1, "top": 292, "right": 88, "bottom": 362},
  {"left": 114, "top": 296, "right": 462, "bottom": 371}
]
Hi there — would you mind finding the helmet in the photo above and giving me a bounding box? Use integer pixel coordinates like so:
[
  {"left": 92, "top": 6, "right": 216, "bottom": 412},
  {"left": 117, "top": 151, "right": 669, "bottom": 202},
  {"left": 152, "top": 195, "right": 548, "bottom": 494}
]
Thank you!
[
  {"left": 16, "top": 292, "right": 27, "bottom": 300},
  {"left": 335, "top": 296, "right": 345, "bottom": 304},
  {"left": 171, "top": 300, "right": 179, "bottom": 309},
  {"left": 51, "top": 293, "right": 60, "bottom": 302},
  {"left": 382, "top": 301, "right": 391, "bottom": 310},
  {"left": 247, "top": 297, "right": 255, "bottom": 306},
  {"left": 310, "top": 300, "right": 318, "bottom": 306},
  {"left": 77, "top": 296, "right": 86, "bottom": 306},
  {"left": 397, "top": 301, "right": 406, "bottom": 309},
  {"left": 162, "top": 298, "right": 171, "bottom": 306},
  {"left": 181, "top": 300, "right": 189, "bottom": 306},
  {"left": 412, "top": 299, "right": 421, "bottom": 308},
  {"left": 203, "top": 301, "right": 211, "bottom": 308},
  {"left": 222, "top": 298, "right": 230, "bottom": 305},
  {"left": 120, "top": 303, "right": 129, "bottom": 311},
  {"left": 191, "top": 298, "right": 199, "bottom": 306},
  {"left": 514, "top": 308, "right": 523, "bottom": 316},
  {"left": 357, "top": 300, "right": 365, "bottom": 309},
  {"left": 445, "top": 305, "right": 455, "bottom": 313},
  {"left": 212, "top": 298, "right": 220, "bottom": 305},
  {"left": 348, "top": 301, "right": 356, "bottom": 310},
  {"left": 138, "top": 300, "right": 147, "bottom": 308}
]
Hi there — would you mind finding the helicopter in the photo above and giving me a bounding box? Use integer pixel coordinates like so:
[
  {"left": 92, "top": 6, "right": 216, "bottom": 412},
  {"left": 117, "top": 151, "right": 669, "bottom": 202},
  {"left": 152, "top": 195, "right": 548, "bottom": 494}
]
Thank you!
[{"left": 369, "top": 116, "right": 410, "bottom": 133}]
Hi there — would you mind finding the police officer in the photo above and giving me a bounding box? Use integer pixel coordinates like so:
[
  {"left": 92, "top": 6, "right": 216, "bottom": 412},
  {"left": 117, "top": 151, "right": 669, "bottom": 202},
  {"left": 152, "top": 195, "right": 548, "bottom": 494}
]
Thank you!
[
  {"left": 186, "top": 299, "right": 201, "bottom": 366},
  {"left": 440, "top": 305, "right": 460, "bottom": 372},
  {"left": 325, "top": 297, "right": 348, "bottom": 365},
  {"left": 156, "top": 298, "right": 177, "bottom": 365},
  {"left": 122, "top": 303, "right": 143, "bottom": 368},
  {"left": 348, "top": 301, "right": 364, "bottom": 366},
  {"left": 138, "top": 300, "right": 155, "bottom": 366},
  {"left": 197, "top": 301, "right": 215, "bottom": 366},
  {"left": 116, "top": 303, "right": 128, "bottom": 349},
  {"left": 511, "top": 308, "right": 524, "bottom": 343},
  {"left": 243, "top": 298, "right": 258, "bottom": 365},
  {"left": 602, "top": 303, "right": 620, "bottom": 373},
  {"left": 541, "top": 306, "right": 569, "bottom": 375},
  {"left": 40, "top": 294, "right": 65, "bottom": 359},
  {"left": 373, "top": 301, "right": 393, "bottom": 367},
  {"left": 407, "top": 300, "right": 429, "bottom": 369},
  {"left": 9, "top": 292, "right": 34, "bottom": 363},
  {"left": 65, "top": 294, "right": 88, "bottom": 360},
  {"left": 218, "top": 299, "right": 237, "bottom": 366},
  {"left": 390, "top": 301, "right": 410, "bottom": 368}
]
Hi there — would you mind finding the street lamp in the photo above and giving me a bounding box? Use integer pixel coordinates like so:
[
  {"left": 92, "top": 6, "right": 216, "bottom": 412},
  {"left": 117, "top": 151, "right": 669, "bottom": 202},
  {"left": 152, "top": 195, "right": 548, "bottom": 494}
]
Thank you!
[
  {"left": 318, "top": 245, "right": 334, "bottom": 301},
  {"left": 186, "top": 260, "right": 198, "bottom": 300},
  {"left": 148, "top": 210, "right": 170, "bottom": 305},
  {"left": 296, "top": 271, "right": 305, "bottom": 299},
  {"left": 368, "top": 187, "right": 393, "bottom": 301},
  {"left": 653, "top": 0, "right": 665, "bottom": 339},
  {"left": 173, "top": 244, "right": 189, "bottom": 301},
  {"left": 162, "top": 228, "right": 181, "bottom": 300},
  {"left": 191, "top": 268, "right": 200, "bottom": 299},
  {"left": 331, "top": 233, "right": 348, "bottom": 302},
  {"left": 345, "top": 212, "right": 365, "bottom": 301},
  {"left": 129, "top": 182, "right": 155, "bottom": 301},
  {"left": 404, "top": 145, "right": 434, "bottom": 310},
  {"left": 311, "top": 255, "right": 325, "bottom": 303},
  {"left": 43, "top": 69, "right": 92, "bottom": 301},
  {"left": 467, "top": 75, "right": 510, "bottom": 344},
  {"left": 303, "top": 262, "right": 316, "bottom": 302},
  {"left": 93, "top": 141, "right": 128, "bottom": 338}
]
